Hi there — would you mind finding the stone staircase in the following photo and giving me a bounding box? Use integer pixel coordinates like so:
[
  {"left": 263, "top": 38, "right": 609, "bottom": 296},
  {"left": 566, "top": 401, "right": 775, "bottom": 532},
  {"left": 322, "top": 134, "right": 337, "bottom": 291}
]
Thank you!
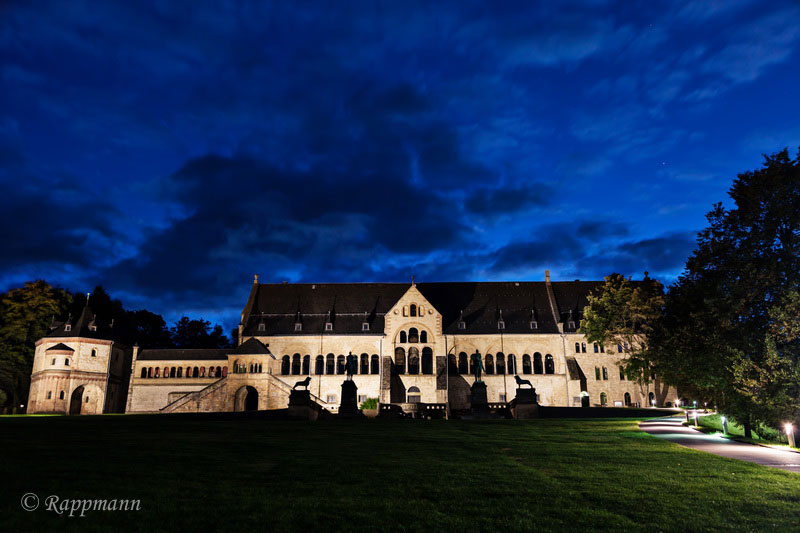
[{"left": 160, "top": 377, "right": 227, "bottom": 413}]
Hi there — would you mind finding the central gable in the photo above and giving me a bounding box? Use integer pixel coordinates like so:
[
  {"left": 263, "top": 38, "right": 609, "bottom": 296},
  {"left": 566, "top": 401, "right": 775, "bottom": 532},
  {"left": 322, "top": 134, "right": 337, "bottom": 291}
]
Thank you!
[{"left": 384, "top": 284, "right": 443, "bottom": 340}]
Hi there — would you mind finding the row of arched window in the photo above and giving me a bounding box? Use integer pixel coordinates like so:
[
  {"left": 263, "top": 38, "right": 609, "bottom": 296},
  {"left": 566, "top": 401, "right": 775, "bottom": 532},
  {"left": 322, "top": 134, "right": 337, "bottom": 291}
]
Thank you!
[
  {"left": 397, "top": 328, "right": 429, "bottom": 343},
  {"left": 403, "top": 303, "right": 424, "bottom": 317},
  {"left": 280, "top": 353, "right": 381, "bottom": 376},
  {"left": 139, "top": 366, "right": 228, "bottom": 379},
  {"left": 393, "top": 347, "right": 434, "bottom": 375},
  {"left": 446, "top": 352, "right": 555, "bottom": 375},
  {"left": 575, "top": 342, "right": 607, "bottom": 354}
]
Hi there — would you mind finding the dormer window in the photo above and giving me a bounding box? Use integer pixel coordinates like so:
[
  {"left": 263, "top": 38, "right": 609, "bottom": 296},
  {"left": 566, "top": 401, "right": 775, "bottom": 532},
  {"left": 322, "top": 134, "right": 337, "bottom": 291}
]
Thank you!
[
  {"left": 64, "top": 324, "right": 71, "bottom": 332},
  {"left": 294, "top": 323, "right": 302, "bottom": 332},
  {"left": 325, "top": 322, "right": 333, "bottom": 331},
  {"left": 362, "top": 322, "right": 370, "bottom": 331},
  {"left": 497, "top": 320, "right": 505, "bottom": 330},
  {"left": 567, "top": 320, "right": 576, "bottom": 329},
  {"left": 530, "top": 321, "right": 538, "bottom": 330},
  {"left": 51, "top": 358, "right": 56, "bottom": 365},
  {"left": 258, "top": 322, "right": 266, "bottom": 332},
  {"left": 89, "top": 324, "right": 97, "bottom": 332},
  {"left": 458, "top": 321, "right": 466, "bottom": 330},
  {"left": 65, "top": 359, "right": 70, "bottom": 366}
]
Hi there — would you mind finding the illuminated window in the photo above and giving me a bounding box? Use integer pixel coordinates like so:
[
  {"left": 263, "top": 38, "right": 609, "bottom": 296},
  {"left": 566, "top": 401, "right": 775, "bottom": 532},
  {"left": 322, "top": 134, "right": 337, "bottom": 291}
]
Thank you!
[{"left": 407, "top": 386, "right": 421, "bottom": 403}]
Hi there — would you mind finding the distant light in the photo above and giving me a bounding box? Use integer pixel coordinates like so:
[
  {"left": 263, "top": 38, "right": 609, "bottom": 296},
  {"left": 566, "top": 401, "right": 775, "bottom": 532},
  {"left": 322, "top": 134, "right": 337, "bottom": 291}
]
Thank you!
[
  {"left": 786, "top": 423, "right": 794, "bottom": 435},
  {"left": 721, "top": 416, "right": 726, "bottom": 424}
]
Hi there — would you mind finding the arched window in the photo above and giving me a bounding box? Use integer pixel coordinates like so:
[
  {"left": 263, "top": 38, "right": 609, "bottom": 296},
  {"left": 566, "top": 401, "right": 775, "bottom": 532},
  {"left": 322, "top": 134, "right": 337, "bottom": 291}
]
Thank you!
[
  {"left": 420, "top": 330, "right": 428, "bottom": 343},
  {"left": 281, "top": 356, "right": 290, "bottom": 375},
  {"left": 170, "top": 367, "right": 176, "bottom": 378},
  {"left": 291, "top": 354, "right": 301, "bottom": 375},
  {"left": 65, "top": 359, "right": 70, "bottom": 366},
  {"left": 448, "top": 353, "right": 458, "bottom": 375},
  {"left": 581, "top": 342, "right": 587, "bottom": 353},
  {"left": 59, "top": 390, "right": 65, "bottom": 400},
  {"left": 422, "top": 347, "right": 433, "bottom": 374},
  {"left": 193, "top": 366, "right": 199, "bottom": 378},
  {"left": 210, "top": 366, "right": 217, "bottom": 378},
  {"left": 485, "top": 354, "right": 494, "bottom": 375},
  {"left": 648, "top": 391, "right": 655, "bottom": 406},
  {"left": 575, "top": 342, "right": 580, "bottom": 353},
  {"left": 222, "top": 367, "right": 228, "bottom": 377},
  {"left": 453, "top": 352, "right": 464, "bottom": 374},
  {"left": 408, "top": 347, "right": 420, "bottom": 374},
  {"left": 302, "top": 355, "right": 310, "bottom": 375},
  {"left": 400, "top": 331, "right": 407, "bottom": 343},
  {"left": 154, "top": 367, "right": 160, "bottom": 378},
  {"left": 326, "top": 354, "right": 335, "bottom": 374},
  {"left": 177, "top": 367, "right": 183, "bottom": 378},
  {"left": 496, "top": 353, "right": 505, "bottom": 375},
  {"left": 407, "top": 386, "right": 421, "bottom": 403},
  {"left": 534, "top": 353, "right": 543, "bottom": 374},
  {"left": 394, "top": 347, "right": 405, "bottom": 374},
  {"left": 200, "top": 367, "right": 206, "bottom": 378},
  {"left": 140, "top": 367, "right": 147, "bottom": 378},
  {"left": 522, "top": 354, "right": 532, "bottom": 374},
  {"left": 257, "top": 363, "right": 262, "bottom": 373},
  {"left": 371, "top": 354, "right": 379, "bottom": 374},
  {"left": 593, "top": 343, "right": 599, "bottom": 353},
  {"left": 91, "top": 349, "right": 97, "bottom": 357},
  {"left": 600, "top": 392, "right": 607, "bottom": 406},
  {"left": 508, "top": 354, "right": 517, "bottom": 374},
  {"left": 545, "top": 354, "right": 555, "bottom": 374},
  {"left": 469, "top": 353, "right": 477, "bottom": 376},
  {"left": 360, "top": 353, "right": 369, "bottom": 375},
  {"left": 315, "top": 355, "right": 324, "bottom": 375},
  {"left": 624, "top": 392, "right": 631, "bottom": 406},
  {"left": 216, "top": 366, "right": 222, "bottom": 377},
  {"left": 408, "top": 328, "right": 419, "bottom": 343},
  {"left": 164, "top": 366, "right": 169, "bottom": 378},
  {"left": 337, "top": 355, "right": 346, "bottom": 375},
  {"left": 410, "top": 304, "right": 417, "bottom": 317}
]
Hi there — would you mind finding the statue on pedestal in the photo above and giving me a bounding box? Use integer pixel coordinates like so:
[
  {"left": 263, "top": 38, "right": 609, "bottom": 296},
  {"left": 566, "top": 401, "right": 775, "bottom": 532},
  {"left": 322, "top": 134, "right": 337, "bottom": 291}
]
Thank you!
[
  {"left": 345, "top": 353, "right": 358, "bottom": 381},
  {"left": 471, "top": 351, "right": 484, "bottom": 382}
]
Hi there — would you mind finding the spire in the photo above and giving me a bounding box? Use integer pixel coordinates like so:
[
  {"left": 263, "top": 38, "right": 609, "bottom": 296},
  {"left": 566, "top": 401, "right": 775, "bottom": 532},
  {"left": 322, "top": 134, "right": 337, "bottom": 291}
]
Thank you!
[{"left": 253, "top": 274, "right": 259, "bottom": 284}]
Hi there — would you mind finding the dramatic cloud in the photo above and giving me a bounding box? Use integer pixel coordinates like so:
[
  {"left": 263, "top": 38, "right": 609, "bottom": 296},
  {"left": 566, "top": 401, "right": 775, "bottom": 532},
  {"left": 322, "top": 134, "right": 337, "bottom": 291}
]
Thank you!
[{"left": 1, "top": 0, "right": 798, "bottom": 329}]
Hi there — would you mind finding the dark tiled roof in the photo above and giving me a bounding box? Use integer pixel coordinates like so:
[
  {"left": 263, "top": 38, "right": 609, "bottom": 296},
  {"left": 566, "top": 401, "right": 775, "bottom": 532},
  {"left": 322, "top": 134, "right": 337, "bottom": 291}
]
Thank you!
[
  {"left": 242, "top": 283, "right": 409, "bottom": 336},
  {"left": 233, "top": 338, "right": 272, "bottom": 355},
  {"left": 242, "top": 281, "right": 606, "bottom": 336},
  {"left": 137, "top": 349, "right": 229, "bottom": 361},
  {"left": 46, "top": 342, "right": 74, "bottom": 352},
  {"left": 551, "top": 281, "right": 605, "bottom": 333},
  {"left": 46, "top": 304, "right": 112, "bottom": 339}
]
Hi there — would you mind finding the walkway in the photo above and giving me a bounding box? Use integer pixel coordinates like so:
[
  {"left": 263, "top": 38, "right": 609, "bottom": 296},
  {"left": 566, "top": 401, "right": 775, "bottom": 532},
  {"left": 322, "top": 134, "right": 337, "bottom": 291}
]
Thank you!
[{"left": 639, "top": 417, "right": 800, "bottom": 473}]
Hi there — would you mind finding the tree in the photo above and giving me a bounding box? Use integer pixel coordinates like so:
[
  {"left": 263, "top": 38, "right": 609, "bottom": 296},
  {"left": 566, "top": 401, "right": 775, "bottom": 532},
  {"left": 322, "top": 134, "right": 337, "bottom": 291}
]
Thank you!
[
  {"left": 580, "top": 272, "right": 665, "bottom": 400},
  {"left": 170, "top": 317, "right": 231, "bottom": 349},
  {"left": 0, "top": 281, "right": 72, "bottom": 409},
  {"left": 650, "top": 148, "right": 800, "bottom": 437}
]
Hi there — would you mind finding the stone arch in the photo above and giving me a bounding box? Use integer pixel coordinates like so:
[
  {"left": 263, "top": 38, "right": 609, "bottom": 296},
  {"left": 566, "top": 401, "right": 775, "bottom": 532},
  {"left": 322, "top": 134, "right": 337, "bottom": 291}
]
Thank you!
[
  {"left": 234, "top": 385, "right": 259, "bottom": 412},
  {"left": 69, "top": 385, "right": 84, "bottom": 415}
]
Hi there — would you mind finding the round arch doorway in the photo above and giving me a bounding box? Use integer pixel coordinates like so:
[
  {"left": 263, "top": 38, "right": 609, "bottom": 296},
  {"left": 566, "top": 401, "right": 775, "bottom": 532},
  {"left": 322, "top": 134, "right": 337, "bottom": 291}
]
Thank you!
[
  {"left": 235, "top": 386, "right": 259, "bottom": 412},
  {"left": 69, "top": 386, "right": 85, "bottom": 415}
]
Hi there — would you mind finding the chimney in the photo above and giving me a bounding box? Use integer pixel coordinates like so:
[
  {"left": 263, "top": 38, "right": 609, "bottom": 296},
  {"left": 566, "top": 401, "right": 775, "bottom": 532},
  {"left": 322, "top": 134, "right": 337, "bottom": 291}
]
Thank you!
[{"left": 545, "top": 270, "right": 551, "bottom": 283}]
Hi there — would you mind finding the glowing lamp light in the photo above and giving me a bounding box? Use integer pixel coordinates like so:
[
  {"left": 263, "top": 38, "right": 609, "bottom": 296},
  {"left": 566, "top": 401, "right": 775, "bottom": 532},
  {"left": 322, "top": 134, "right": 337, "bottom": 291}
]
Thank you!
[
  {"left": 721, "top": 416, "right": 726, "bottom": 424},
  {"left": 786, "top": 423, "right": 794, "bottom": 435}
]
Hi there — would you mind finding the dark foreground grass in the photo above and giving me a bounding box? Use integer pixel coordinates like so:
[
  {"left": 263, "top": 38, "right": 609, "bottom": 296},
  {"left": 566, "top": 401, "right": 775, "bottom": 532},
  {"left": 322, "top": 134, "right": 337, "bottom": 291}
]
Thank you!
[{"left": 1, "top": 414, "right": 799, "bottom": 532}]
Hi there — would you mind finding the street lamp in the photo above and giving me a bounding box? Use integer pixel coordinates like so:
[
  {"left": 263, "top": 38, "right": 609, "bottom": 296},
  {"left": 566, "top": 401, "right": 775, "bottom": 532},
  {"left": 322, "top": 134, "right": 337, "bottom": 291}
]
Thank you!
[
  {"left": 721, "top": 416, "right": 728, "bottom": 435},
  {"left": 785, "top": 423, "right": 796, "bottom": 448}
]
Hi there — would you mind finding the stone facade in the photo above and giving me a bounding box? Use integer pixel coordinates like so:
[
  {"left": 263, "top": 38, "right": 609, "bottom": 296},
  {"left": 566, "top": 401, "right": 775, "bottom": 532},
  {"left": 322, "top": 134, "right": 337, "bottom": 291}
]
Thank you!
[{"left": 28, "top": 274, "right": 680, "bottom": 415}]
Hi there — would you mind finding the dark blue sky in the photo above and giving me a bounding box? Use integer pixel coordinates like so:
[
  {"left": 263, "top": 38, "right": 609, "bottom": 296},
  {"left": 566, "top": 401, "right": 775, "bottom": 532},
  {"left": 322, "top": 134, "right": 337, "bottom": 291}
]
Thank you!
[{"left": 2, "top": 1, "right": 799, "bottom": 330}]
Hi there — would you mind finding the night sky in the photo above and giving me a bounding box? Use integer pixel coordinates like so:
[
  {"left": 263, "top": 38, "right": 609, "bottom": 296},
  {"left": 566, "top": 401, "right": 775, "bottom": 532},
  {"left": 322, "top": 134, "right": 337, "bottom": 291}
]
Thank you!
[{"left": 2, "top": 1, "right": 800, "bottom": 330}]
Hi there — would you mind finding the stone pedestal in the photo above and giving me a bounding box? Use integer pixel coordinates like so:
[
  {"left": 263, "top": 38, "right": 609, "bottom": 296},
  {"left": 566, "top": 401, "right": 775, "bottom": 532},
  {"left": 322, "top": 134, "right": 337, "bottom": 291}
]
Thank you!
[
  {"left": 469, "top": 381, "right": 489, "bottom": 418},
  {"left": 512, "top": 387, "right": 539, "bottom": 419},
  {"left": 288, "top": 389, "right": 319, "bottom": 420},
  {"left": 338, "top": 380, "right": 363, "bottom": 418}
]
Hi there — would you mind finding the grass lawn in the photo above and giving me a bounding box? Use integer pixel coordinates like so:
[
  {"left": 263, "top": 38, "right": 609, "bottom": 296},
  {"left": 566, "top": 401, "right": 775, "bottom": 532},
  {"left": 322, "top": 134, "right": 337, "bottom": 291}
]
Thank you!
[
  {"left": 1, "top": 414, "right": 799, "bottom": 531},
  {"left": 696, "top": 413, "right": 786, "bottom": 444}
]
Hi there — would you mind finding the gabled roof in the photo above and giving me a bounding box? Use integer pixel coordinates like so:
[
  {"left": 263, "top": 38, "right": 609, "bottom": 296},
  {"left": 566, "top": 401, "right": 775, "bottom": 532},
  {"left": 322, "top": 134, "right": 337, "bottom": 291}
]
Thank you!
[
  {"left": 233, "top": 337, "right": 271, "bottom": 355},
  {"left": 46, "top": 342, "right": 74, "bottom": 352},
  {"left": 241, "top": 280, "right": 607, "bottom": 336}
]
